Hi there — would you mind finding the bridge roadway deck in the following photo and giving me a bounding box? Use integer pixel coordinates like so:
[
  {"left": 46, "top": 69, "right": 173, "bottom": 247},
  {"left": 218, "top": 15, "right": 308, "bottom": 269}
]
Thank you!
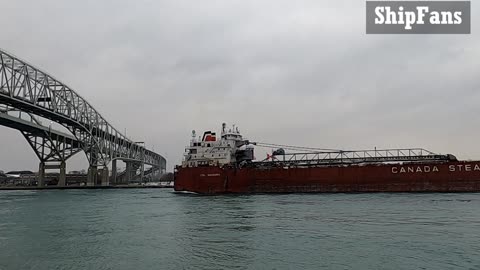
[{"left": 0, "top": 112, "right": 80, "bottom": 145}]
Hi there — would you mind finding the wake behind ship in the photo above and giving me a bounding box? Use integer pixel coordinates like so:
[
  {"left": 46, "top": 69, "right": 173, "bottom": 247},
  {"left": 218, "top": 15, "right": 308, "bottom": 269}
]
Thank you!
[{"left": 174, "top": 123, "right": 480, "bottom": 194}]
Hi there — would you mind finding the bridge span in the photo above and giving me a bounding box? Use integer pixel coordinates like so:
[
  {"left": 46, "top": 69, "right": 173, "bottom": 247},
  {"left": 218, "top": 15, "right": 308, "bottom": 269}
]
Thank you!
[{"left": 0, "top": 48, "right": 166, "bottom": 186}]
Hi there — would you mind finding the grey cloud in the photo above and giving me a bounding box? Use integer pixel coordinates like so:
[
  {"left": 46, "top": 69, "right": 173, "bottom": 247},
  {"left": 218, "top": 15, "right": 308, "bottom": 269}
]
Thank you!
[{"left": 0, "top": 0, "right": 479, "bottom": 171}]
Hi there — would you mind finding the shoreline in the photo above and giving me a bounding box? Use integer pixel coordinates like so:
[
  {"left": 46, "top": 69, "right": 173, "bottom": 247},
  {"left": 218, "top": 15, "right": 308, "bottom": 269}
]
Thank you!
[{"left": 0, "top": 185, "right": 174, "bottom": 191}]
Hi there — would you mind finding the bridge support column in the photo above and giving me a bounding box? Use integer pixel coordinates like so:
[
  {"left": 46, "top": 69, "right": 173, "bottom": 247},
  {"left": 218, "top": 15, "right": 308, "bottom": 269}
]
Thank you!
[
  {"left": 38, "top": 162, "right": 45, "bottom": 187},
  {"left": 111, "top": 159, "right": 117, "bottom": 185},
  {"left": 101, "top": 166, "right": 109, "bottom": 186},
  {"left": 126, "top": 162, "right": 133, "bottom": 184},
  {"left": 141, "top": 162, "right": 145, "bottom": 183},
  {"left": 58, "top": 161, "right": 66, "bottom": 187},
  {"left": 87, "top": 165, "right": 97, "bottom": 186}
]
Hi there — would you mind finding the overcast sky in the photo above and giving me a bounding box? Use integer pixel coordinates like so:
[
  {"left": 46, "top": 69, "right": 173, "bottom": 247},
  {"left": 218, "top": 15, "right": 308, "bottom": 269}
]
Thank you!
[{"left": 0, "top": 0, "right": 479, "bottom": 172}]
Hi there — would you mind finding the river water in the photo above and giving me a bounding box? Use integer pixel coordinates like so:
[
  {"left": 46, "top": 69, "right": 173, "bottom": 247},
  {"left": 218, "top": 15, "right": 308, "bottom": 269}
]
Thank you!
[{"left": 0, "top": 189, "right": 479, "bottom": 270}]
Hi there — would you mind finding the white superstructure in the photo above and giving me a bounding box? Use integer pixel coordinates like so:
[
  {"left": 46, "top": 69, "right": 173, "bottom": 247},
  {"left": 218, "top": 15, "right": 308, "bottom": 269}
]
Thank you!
[{"left": 182, "top": 123, "right": 254, "bottom": 167}]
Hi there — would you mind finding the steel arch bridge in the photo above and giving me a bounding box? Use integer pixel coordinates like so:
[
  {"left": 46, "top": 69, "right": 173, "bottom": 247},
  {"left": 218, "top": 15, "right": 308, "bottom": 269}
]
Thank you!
[{"left": 0, "top": 48, "right": 166, "bottom": 186}]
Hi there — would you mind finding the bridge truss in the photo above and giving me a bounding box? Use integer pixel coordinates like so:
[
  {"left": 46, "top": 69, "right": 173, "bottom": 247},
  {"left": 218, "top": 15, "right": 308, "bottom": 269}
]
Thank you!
[{"left": 0, "top": 48, "right": 166, "bottom": 186}]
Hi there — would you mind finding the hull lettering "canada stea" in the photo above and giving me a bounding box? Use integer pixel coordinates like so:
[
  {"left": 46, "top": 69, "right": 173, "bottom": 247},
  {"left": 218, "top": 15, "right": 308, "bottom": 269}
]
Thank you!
[{"left": 392, "top": 164, "right": 480, "bottom": 174}]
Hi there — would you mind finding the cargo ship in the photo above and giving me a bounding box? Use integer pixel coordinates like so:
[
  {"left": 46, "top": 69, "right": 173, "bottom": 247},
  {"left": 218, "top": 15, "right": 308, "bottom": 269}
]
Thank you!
[{"left": 174, "top": 123, "right": 480, "bottom": 194}]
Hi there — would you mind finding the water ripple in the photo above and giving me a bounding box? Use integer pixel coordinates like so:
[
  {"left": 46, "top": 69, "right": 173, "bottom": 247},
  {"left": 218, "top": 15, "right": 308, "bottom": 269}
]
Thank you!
[{"left": 1, "top": 190, "right": 480, "bottom": 269}]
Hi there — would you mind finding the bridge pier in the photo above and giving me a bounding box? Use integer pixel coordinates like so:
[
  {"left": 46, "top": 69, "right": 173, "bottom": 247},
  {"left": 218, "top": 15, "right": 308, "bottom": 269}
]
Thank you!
[
  {"left": 87, "top": 165, "right": 97, "bottom": 186},
  {"left": 38, "top": 162, "right": 45, "bottom": 187},
  {"left": 126, "top": 161, "right": 133, "bottom": 184},
  {"left": 100, "top": 166, "right": 109, "bottom": 186},
  {"left": 58, "top": 161, "right": 66, "bottom": 187},
  {"left": 37, "top": 161, "right": 66, "bottom": 187},
  {"left": 141, "top": 162, "right": 145, "bottom": 183},
  {"left": 111, "top": 159, "right": 117, "bottom": 185}
]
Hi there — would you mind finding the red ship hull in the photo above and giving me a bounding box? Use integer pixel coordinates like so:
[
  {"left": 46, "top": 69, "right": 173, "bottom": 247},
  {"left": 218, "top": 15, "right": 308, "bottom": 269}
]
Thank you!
[{"left": 174, "top": 161, "right": 480, "bottom": 194}]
